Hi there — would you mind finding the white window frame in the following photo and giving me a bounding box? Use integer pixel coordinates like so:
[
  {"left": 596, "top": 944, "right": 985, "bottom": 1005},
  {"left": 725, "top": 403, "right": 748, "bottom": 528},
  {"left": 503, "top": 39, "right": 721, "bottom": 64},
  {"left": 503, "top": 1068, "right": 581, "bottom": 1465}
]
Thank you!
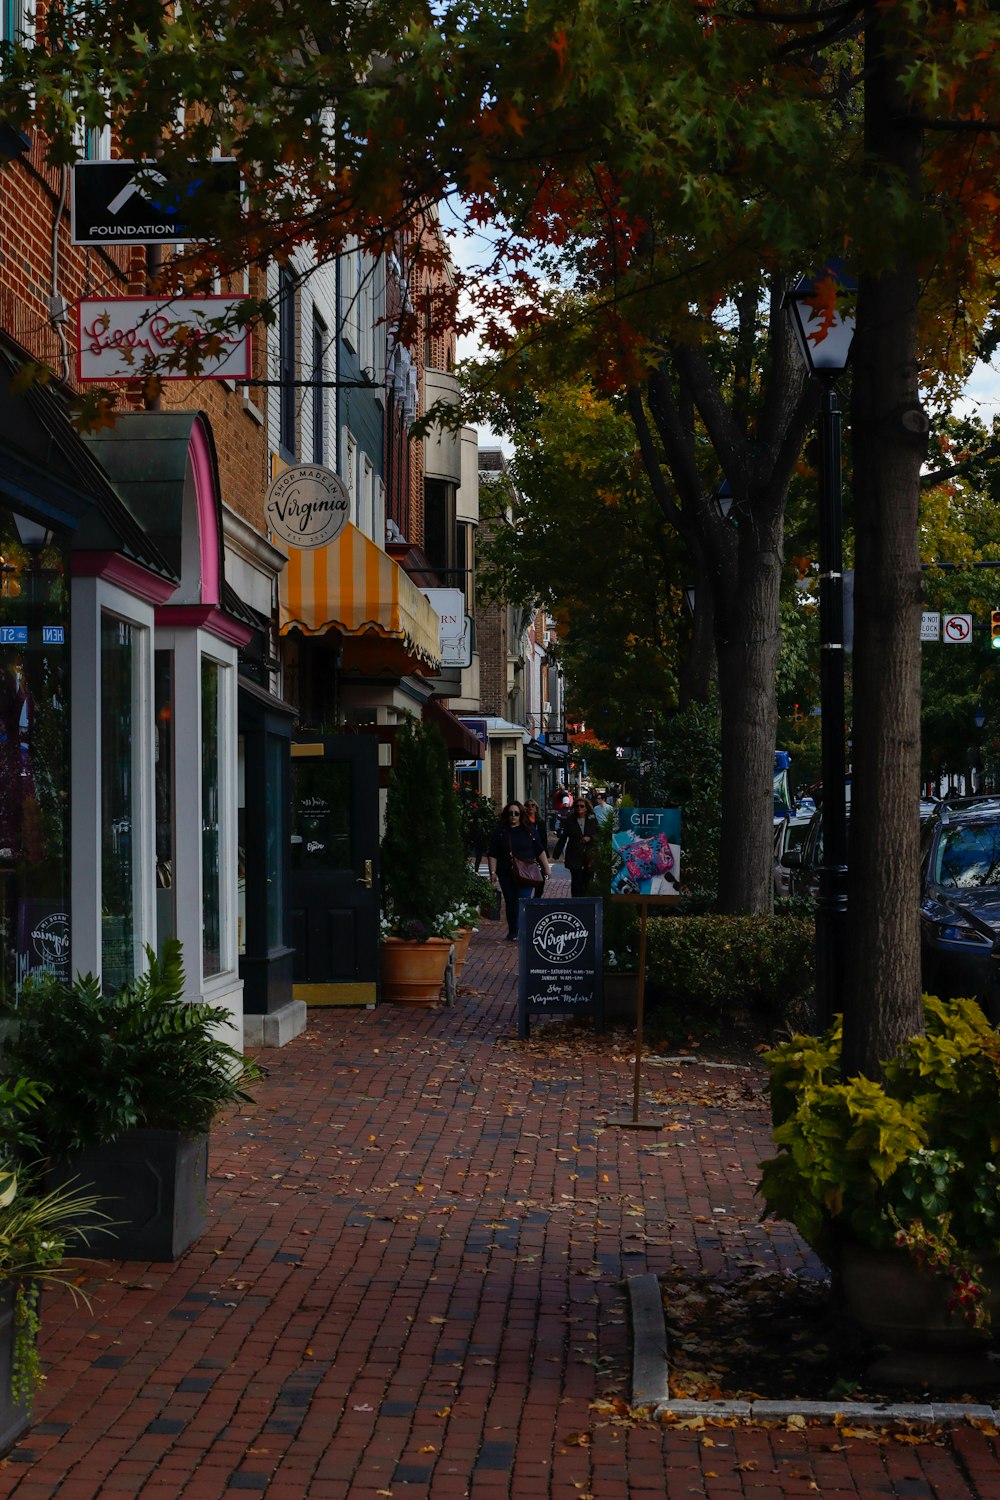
[
  {"left": 155, "top": 626, "right": 240, "bottom": 995},
  {"left": 71, "top": 579, "right": 156, "bottom": 983}
]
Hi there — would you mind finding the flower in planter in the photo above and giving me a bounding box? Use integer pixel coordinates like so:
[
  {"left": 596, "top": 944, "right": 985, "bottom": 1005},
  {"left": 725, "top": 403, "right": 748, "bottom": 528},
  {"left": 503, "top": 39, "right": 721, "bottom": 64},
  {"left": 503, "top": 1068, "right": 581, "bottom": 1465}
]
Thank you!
[{"left": 0, "top": 1078, "right": 105, "bottom": 1405}]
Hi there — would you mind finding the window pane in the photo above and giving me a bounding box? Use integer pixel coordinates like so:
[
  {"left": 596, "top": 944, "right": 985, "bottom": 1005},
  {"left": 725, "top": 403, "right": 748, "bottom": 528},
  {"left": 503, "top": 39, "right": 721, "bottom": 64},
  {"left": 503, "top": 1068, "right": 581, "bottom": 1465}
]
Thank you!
[
  {"left": 154, "top": 650, "right": 174, "bottom": 951},
  {"left": 202, "top": 658, "right": 222, "bottom": 976},
  {"left": 291, "top": 760, "right": 351, "bottom": 870},
  {"left": 200, "top": 657, "right": 223, "bottom": 972},
  {"left": 265, "top": 735, "right": 284, "bottom": 948},
  {"left": 0, "top": 513, "right": 70, "bottom": 1002},
  {"left": 101, "top": 615, "right": 139, "bottom": 990}
]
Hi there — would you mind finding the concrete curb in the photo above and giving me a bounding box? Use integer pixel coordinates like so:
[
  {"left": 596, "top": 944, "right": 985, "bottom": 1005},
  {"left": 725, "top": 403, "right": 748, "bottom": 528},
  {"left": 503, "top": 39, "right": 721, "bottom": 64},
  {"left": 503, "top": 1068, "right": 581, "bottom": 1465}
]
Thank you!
[{"left": 626, "top": 1274, "right": 1000, "bottom": 1428}]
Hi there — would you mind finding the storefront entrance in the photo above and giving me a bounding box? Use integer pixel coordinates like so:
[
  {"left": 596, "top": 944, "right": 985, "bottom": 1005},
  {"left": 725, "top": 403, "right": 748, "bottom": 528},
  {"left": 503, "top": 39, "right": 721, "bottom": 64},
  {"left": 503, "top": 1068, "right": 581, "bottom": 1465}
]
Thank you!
[{"left": 290, "top": 735, "right": 381, "bottom": 1005}]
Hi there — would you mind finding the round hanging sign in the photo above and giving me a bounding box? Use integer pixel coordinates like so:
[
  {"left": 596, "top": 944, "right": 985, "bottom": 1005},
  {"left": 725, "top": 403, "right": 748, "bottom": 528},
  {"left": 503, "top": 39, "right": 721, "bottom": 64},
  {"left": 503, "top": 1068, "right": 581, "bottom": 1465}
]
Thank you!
[{"left": 265, "top": 464, "right": 351, "bottom": 549}]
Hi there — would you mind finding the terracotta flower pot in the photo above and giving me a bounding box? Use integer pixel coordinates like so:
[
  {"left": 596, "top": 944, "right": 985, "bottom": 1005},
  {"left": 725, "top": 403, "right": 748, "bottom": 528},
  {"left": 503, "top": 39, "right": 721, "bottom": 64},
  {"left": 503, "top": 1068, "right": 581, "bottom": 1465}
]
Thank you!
[
  {"left": 452, "top": 927, "right": 473, "bottom": 978},
  {"left": 380, "top": 936, "right": 453, "bottom": 1005}
]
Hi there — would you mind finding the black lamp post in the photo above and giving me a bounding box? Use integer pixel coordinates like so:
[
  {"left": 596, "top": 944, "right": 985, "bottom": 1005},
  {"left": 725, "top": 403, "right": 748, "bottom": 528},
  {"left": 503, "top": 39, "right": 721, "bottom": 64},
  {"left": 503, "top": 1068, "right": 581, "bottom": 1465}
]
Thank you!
[{"left": 787, "top": 262, "right": 856, "bottom": 1028}]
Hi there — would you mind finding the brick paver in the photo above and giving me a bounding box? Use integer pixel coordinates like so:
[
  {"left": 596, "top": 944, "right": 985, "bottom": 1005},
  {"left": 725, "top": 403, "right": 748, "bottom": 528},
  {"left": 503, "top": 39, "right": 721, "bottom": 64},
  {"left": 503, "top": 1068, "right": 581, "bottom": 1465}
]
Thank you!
[{"left": 1, "top": 874, "right": 997, "bottom": 1497}]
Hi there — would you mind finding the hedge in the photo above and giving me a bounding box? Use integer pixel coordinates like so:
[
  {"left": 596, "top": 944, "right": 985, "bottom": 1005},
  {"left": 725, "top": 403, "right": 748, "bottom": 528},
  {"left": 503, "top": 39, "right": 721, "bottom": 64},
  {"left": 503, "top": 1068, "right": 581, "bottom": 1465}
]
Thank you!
[{"left": 643, "top": 912, "right": 815, "bottom": 1027}]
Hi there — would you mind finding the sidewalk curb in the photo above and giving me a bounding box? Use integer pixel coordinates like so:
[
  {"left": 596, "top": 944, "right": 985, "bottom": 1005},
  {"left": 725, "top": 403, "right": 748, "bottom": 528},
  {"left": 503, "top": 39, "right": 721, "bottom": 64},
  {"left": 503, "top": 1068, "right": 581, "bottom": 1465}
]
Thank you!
[{"left": 626, "top": 1274, "right": 1000, "bottom": 1428}]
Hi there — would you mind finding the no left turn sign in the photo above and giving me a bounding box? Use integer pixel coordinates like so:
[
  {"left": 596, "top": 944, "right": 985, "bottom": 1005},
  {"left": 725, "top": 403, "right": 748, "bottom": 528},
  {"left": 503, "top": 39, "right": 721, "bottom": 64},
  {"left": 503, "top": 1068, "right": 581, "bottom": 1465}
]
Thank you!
[{"left": 943, "top": 613, "right": 973, "bottom": 644}]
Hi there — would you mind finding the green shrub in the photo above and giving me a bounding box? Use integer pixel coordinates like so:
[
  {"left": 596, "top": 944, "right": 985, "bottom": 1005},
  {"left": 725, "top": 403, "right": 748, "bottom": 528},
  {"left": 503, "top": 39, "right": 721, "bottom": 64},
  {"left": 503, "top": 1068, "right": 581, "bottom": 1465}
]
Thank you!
[
  {"left": 760, "top": 998, "right": 1000, "bottom": 1326},
  {"left": 643, "top": 912, "right": 815, "bottom": 1028}
]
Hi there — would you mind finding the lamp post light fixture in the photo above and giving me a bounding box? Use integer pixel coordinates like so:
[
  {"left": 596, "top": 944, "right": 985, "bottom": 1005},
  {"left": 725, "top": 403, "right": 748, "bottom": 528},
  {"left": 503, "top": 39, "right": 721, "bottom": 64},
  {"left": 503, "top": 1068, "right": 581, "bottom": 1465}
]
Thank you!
[
  {"left": 975, "top": 707, "right": 986, "bottom": 732},
  {"left": 683, "top": 583, "right": 696, "bottom": 616},
  {"left": 714, "top": 478, "right": 736, "bottom": 525},
  {"left": 786, "top": 261, "right": 856, "bottom": 1028}
]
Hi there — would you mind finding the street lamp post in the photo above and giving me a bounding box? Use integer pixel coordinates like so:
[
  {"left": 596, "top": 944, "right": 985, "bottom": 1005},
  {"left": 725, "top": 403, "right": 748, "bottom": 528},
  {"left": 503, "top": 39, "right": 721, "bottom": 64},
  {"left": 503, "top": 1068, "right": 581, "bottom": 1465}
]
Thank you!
[{"left": 787, "top": 263, "right": 856, "bottom": 1028}]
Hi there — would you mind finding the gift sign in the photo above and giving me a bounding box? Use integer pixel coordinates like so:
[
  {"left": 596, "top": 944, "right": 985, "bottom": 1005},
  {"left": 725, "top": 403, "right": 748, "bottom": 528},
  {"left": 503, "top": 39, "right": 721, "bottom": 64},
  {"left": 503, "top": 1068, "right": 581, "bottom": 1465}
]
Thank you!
[{"left": 610, "top": 807, "right": 682, "bottom": 897}]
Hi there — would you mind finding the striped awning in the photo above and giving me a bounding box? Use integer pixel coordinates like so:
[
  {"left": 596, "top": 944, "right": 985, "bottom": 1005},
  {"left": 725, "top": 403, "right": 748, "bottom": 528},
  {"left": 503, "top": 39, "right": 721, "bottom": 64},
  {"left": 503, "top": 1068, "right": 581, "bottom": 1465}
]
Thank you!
[{"left": 278, "top": 521, "right": 441, "bottom": 673}]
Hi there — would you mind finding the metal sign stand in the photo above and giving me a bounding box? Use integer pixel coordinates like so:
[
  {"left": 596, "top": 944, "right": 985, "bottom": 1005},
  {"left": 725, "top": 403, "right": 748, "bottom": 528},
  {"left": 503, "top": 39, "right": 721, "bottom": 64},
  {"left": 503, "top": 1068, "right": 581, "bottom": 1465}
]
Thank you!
[{"left": 607, "top": 894, "right": 678, "bottom": 1130}]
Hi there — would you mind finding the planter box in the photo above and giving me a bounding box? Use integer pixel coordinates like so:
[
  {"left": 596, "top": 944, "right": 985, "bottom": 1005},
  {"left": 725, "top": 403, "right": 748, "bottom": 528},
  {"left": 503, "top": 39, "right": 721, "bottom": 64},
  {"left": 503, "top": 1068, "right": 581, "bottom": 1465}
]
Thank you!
[
  {"left": 0, "top": 1287, "right": 30, "bottom": 1457},
  {"left": 603, "top": 972, "right": 640, "bottom": 1025},
  {"left": 52, "top": 1129, "right": 209, "bottom": 1262}
]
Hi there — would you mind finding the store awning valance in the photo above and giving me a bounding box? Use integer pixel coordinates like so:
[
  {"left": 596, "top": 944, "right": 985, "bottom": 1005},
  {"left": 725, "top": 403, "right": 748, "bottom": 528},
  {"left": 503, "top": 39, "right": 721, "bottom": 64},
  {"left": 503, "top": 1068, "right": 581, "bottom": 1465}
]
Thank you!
[
  {"left": 279, "top": 522, "right": 441, "bottom": 674},
  {"left": 424, "top": 697, "right": 483, "bottom": 760}
]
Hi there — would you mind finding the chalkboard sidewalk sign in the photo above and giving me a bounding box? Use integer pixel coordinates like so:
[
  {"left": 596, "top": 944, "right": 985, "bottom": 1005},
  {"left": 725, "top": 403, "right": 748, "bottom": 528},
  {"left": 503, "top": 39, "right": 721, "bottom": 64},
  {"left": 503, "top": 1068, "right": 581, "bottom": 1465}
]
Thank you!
[{"left": 518, "top": 898, "right": 603, "bottom": 1040}]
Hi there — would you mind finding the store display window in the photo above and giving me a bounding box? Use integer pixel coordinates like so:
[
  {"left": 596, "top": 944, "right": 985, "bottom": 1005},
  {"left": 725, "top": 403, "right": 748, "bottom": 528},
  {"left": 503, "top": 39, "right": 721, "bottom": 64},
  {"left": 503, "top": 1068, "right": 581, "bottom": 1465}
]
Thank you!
[{"left": 0, "top": 508, "right": 70, "bottom": 1003}]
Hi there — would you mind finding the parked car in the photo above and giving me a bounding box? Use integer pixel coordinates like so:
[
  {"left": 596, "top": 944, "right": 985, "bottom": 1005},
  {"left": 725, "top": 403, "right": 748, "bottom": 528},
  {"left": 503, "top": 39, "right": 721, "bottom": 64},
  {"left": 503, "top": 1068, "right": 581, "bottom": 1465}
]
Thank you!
[
  {"left": 780, "top": 794, "right": 938, "bottom": 906},
  {"left": 920, "top": 796, "right": 1000, "bottom": 1017},
  {"left": 773, "top": 814, "right": 812, "bottom": 898}
]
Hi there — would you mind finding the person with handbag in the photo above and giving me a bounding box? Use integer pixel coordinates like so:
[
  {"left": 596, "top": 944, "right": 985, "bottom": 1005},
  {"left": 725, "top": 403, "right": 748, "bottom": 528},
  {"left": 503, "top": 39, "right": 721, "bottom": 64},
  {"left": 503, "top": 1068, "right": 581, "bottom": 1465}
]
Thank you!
[
  {"left": 522, "top": 799, "right": 549, "bottom": 897},
  {"left": 553, "top": 795, "right": 601, "bottom": 897},
  {"left": 486, "top": 801, "right": 552, "bottom": 940}
]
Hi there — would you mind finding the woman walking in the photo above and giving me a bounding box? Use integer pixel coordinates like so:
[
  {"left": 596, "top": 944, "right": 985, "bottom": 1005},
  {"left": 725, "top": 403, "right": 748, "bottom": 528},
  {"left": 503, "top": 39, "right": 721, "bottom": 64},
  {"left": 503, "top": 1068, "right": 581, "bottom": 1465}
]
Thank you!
[
  {"left": 522, "top": 799, "right": 549, "bottom": 898},
  {"left": 553, "top": 795, "right": 601, "bottom": 897},
  {"left": 486, "top": 801, "right": 552, "bottom": 940}
]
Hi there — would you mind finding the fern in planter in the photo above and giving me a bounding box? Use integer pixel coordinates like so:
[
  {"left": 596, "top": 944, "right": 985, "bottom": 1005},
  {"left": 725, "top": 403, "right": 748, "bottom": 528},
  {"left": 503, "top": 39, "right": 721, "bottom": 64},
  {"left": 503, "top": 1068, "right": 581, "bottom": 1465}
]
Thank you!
[{"left": 2, "top": 940, "right": 261, "bottom": 1156}]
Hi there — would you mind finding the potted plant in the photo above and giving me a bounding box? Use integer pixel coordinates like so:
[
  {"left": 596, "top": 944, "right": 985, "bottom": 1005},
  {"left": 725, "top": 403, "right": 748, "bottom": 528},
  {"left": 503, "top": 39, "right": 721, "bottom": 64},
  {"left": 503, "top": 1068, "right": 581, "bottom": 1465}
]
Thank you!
[
  {"left": 380, "top": 717, "right": 468, "bottom": 1005},
  {"left": 759, "top": 996, "right": 1000, "bottom": 1377},
  {"left": 0, "top": 1077, "right": 104, "bottom": 1453},
  {"left": 2, "top": 940, "right": 261, "bottom": 1261}
]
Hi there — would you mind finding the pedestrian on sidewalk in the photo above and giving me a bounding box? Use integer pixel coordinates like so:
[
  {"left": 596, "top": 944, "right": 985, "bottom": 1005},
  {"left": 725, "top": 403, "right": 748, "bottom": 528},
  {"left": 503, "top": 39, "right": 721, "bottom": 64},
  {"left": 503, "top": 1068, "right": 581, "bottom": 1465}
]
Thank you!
[
  {"left": 522, "top": 799, "right": 549, "bottom": 897},
  {"left": 486, "top": 801, "right": 551, "bottom": 939},
  {"left": 592, "top": 790, "right": 613, "bottom": 828},
  {"left": 553, "top": 795, "right": 601, "bottom": 896}
]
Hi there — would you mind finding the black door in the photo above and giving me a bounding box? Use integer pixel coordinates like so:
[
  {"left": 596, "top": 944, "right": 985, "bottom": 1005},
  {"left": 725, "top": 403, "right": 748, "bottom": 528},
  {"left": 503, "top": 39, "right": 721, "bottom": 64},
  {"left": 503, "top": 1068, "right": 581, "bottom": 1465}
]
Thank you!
[{"left": 290, "top": 736, "right": 380, "bottom": 1005}]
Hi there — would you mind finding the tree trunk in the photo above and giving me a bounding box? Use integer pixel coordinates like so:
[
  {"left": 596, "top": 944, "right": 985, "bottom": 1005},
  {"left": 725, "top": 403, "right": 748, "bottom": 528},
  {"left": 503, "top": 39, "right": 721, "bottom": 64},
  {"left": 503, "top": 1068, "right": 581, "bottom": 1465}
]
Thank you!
[
  {"left": 714, "top": 499, "right": 784, "bottom": 914},
  {"left": 842, "top": 6, "right": 927, "bottom": 1076}
]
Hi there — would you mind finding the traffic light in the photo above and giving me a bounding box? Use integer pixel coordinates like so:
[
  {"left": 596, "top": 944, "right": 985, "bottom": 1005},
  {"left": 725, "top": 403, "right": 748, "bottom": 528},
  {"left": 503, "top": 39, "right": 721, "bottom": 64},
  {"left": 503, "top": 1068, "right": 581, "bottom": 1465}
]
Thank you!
[{"left": 992, "top": 610, "right": 1000, "bottom": 649}]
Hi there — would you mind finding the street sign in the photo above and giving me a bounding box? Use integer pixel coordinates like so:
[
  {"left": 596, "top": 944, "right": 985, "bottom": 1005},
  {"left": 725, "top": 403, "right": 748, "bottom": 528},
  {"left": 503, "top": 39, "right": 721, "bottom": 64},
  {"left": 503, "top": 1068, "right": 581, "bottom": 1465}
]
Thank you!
[
  {"left": 920, "top": 611, "right": 940, "bottom": 642},
  {"left": 943, "top": 613, "right": 973, "bottom": 645},
  {"left": 72, "top": 159, "right": 241, "bottom": 245},
  {"left": 77, "top": 296, "right": 251, "bottom": 382}
]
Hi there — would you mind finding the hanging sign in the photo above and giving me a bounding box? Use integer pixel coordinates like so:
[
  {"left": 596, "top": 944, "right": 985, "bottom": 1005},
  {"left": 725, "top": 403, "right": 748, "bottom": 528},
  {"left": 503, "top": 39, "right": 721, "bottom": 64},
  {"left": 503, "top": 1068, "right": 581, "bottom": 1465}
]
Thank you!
[
  {"left": 420, "top": 587, "right": 472, "bottom": 668},
  {"left": 518, "top": 898, "right": 603, "bottom": 1039},
  {"left": 610, "top": 807, "right": 682, "bottom": 898},
  {"left": 72, "top": 159, "right": 241, "bottom": 245},
  {"left": 265, "top": 465, "right": 351, "bottom": 550},
  {"left": 920, "top": 611, "right": 941, "bottom": 642},
  {"left": 77, "top": 296, "right": 251, "bottom": 382}
]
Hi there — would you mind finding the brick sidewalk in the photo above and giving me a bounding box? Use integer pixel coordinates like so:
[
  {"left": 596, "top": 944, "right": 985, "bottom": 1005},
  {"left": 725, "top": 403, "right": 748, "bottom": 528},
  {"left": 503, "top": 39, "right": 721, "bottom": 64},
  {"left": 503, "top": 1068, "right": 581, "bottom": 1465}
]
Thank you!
[{"left": 1, "top": 881, "right": 998, "bottom": 1498}]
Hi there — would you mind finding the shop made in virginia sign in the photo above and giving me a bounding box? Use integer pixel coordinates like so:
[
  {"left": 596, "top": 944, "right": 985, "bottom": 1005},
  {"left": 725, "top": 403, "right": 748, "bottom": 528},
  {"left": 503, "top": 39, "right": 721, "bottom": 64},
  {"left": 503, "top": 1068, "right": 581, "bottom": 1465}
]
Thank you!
[{"left": 518, "top": 898, "right": 603, "bottom": 1039}]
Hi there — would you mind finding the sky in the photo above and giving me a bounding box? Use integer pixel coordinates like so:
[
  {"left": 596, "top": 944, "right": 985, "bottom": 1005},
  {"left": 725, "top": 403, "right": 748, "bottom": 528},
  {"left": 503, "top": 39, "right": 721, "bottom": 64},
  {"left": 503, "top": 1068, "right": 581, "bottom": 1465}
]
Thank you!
[{"left": 441, "top": 201, "right": 1000, "bottom": 453}]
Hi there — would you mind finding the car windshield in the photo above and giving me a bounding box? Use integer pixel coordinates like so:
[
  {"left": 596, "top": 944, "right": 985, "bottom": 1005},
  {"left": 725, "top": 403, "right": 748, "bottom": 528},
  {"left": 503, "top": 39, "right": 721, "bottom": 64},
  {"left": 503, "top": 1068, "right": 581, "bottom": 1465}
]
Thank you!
[{"left": 933, "top": 820, "right": 1000, "bottom": 889}]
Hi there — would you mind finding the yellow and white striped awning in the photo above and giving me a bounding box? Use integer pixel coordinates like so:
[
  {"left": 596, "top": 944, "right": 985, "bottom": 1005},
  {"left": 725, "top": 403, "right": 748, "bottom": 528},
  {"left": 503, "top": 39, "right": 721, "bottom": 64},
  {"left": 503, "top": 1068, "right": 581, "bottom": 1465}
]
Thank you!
[{"left": 278, "top": 521, "right": 441, "bottom": 673}]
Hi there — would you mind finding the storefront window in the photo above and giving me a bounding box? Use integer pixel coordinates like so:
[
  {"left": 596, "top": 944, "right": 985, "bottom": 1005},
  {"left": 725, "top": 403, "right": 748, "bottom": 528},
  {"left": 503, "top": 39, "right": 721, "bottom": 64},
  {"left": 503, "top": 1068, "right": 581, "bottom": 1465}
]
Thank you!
[
  {"left": 265, "top": 734, "right": 284, "bottom": 949},
  {"left": 291, "top": 759, "right": 351, "bottom": 871},
  {"left": 237, "top": 733, "right": 246, "bottom": 958},
  {"left": 202, "top": 657, "right": 222, "bottom": 976},
  {"left": 0, "top": 510, "right": 70, "bottom": 1003},
  {"left": 101, "top": 614, "right": 140, "bottom": 990},
  {"left": 154, "top": 650, "right": 175, "bottom": 951}
]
